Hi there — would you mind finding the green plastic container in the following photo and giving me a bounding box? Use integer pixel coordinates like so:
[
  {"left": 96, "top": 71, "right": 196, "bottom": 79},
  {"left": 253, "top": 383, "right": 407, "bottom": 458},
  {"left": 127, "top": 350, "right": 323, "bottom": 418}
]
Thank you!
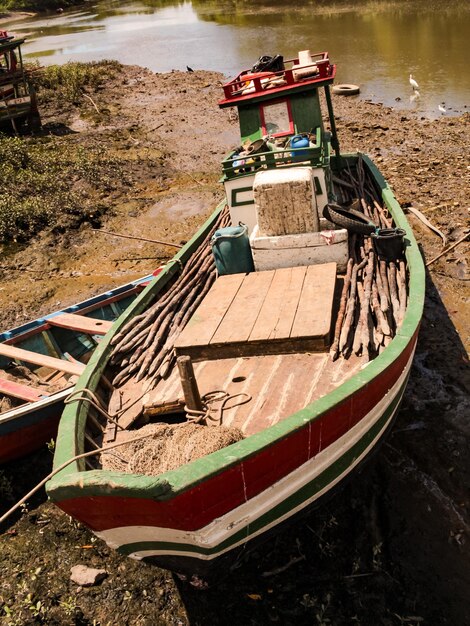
[{"left": 211, "top": 223, "right": 254, "bottom": 275}]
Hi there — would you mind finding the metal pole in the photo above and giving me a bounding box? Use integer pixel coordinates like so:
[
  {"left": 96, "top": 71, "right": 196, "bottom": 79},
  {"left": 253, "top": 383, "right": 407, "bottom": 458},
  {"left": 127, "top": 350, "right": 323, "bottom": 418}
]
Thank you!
[{"left": 324, "top": 84, "right": 340, "bottom": 156}]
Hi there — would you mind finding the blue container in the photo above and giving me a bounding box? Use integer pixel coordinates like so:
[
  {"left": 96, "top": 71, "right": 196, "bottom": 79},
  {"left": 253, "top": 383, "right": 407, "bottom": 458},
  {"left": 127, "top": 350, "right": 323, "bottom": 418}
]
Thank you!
[
  {"left": 290, "top": 133, "right": 310, "bottom": 159},
  {"left": 211, "top": 223, "right": 254, "bottom": 275}
]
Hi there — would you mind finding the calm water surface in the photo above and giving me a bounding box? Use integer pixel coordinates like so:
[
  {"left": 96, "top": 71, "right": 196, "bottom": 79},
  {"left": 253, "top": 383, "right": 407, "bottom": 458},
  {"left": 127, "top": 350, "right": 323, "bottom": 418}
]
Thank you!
[{"left": 3, "top": 0, "right": 470, "bottom": 118}]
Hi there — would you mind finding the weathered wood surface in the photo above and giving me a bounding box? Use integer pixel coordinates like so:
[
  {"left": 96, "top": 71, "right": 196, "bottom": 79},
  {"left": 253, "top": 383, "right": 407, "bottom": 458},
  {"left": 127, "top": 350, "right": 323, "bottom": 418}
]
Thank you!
[
  {"left": 0, "top": 344, "right": 85, "bottom": 376},
  {"left": 177, "top": 355, "right": 203, "bottom": 412},
  {"left": 253, "top": 167, "right": 319, "bottom": 236},
  {"left": 47, "top": 313, "right": 113, "bottom": 335},
  {"left": 109, "top": 207, "right": 230, "bottom": 387},
  {"left": 249, "top": 266, "right": 306, "bottom": 341},
  {"left": 174, "top": 263, "right": 337, "bottom": 361},
  {"left": 331, "top": 157, "right": 409, "bottom": 360},
  {"left": 0, "top": 377, "right": 49, "bottom": 402},
  {"left": 143, "top": 352, "right": 361, "bottom": 435}
]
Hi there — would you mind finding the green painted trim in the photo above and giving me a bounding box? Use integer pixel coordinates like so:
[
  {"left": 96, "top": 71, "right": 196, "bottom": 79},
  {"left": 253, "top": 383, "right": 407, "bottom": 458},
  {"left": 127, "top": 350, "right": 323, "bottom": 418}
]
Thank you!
[
  {"left": 47, "top": 154, "right": 424, "bottom": 505},
  {"left": 231, "top": 186, "right": 254, "bottom": 207},
  {"left": 118, "top": 378, "right": 405, "bottom": 558}
]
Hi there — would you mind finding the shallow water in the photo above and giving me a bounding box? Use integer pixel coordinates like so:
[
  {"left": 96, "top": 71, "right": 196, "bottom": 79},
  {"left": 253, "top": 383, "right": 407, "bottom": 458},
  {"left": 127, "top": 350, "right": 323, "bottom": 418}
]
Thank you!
[{"left": 3, "top": 0, "right": 470, "bottom": 117}]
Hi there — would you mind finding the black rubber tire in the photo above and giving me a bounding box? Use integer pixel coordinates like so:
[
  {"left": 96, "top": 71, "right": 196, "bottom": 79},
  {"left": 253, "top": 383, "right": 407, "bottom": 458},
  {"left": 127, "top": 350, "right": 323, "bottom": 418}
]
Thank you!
[
  {"left": 332, "top": 83, "right": 360, "bottom": 96},
  {"left": 323, "top": 204, "right": 376, "bottom": 235}
]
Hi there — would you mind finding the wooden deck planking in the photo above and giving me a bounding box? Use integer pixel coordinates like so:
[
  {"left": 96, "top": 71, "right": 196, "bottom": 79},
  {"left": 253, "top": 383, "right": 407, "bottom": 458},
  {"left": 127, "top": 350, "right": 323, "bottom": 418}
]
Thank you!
[
  {"left": 175, "top": 264, "right": 337, "bottom": 361},
  {"left": 0, "top": 344, "right": 85, "bottom": 376},
  {"left": 48, "top": 313, "right": 113, "bottom": 335},
  {"left": 141, "top": 351, "right": 362, "bottom": 436},
  {"left": 290, "top": 263, "right": 337, "bottom": 339},
  {"left": 210, "top": 271, "right": 275, "bottom": 345},
  {"left": 224, "top": 355, "right": 292, "bottom": 432},
  {"left": 240, "top": 353, "right": 329, "bottom": 435},
  {"left": 174, "top": 273, "right": 246, "bottom": 349},
  {"left": 249, "top": 266, "right": 306, "bottom": 341}
]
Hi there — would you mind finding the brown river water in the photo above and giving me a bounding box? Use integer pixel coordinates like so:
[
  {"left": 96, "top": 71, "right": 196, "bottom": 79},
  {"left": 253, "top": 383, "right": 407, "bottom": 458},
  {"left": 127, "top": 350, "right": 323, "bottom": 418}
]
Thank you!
[{"left": 3, "top": 0, "right": 470, "bottom": 118}]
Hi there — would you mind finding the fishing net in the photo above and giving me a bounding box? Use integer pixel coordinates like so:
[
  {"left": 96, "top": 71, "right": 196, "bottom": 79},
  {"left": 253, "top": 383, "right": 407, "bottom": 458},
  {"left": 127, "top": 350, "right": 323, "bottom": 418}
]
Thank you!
[{"left": 101, "top": 422, "right": 244, "bottom": 476}]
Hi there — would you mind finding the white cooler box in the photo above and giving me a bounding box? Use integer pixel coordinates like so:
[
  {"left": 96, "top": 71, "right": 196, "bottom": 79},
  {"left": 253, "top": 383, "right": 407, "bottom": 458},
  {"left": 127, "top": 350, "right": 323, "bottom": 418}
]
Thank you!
[{"left": 250, "top": 224, "right": 349, "bottom": 273}]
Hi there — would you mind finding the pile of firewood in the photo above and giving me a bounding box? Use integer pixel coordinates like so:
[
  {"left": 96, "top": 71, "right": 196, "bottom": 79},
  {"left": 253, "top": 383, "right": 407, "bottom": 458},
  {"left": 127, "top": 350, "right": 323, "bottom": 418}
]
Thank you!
[
  {"left": 109, "top": 207, "right": 230, "bottom": 387},
  {"left": 330, "top": 157, "right": 408, "bottom": 361}
]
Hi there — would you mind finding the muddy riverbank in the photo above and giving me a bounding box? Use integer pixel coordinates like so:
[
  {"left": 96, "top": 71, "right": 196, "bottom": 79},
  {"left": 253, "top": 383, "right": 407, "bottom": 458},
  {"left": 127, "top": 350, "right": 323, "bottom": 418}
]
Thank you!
[{"left": 0, "top": 65, "right": 469, "bottom": 625}]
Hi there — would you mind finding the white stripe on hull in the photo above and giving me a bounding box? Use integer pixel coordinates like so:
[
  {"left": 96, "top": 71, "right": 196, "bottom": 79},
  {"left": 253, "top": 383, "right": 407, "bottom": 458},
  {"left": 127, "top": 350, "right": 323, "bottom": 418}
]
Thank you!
[{"left": 96, "top": 349, "right": 414, "bottom": 561}]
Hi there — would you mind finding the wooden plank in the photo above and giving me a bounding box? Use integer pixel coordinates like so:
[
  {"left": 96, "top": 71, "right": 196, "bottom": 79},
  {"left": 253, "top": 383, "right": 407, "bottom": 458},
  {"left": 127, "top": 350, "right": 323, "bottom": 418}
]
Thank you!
[
  {"left": 0, "top": 377, "right": 50, "bottom": 402},
  {"left": 246, "top": 353, "right": 328, "bottom": 434},
  {"left": 174, "top": 273, "right": 246, "bottom": 350},
  {"left": 249, "top": 266, "right": 306, "bottom": 341},
  {"left": 175, "top": 336, "right": 329, "bottom": 361},
  {"left": 0, "top": 344, "right": 85, "bottom": 376},
  {"left": 5, "top": 95, "right": 30, "bottom": 107},
  {"left": 210, "top": 270, "right": 275, "bottom": 345},
  {"left": 291, "top": 263, "right": 337, "bottom": 341},
  {"left": 48, "top": 313, "right": 113, "bottom": 335},
  {"left": 111, "top": 376, "right": 146, "bottom": 429}
]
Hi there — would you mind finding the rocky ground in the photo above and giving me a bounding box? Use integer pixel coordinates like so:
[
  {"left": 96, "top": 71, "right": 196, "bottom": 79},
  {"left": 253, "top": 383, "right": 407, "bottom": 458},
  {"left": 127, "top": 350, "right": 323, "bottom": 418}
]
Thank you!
[{"left": 0, "top": 65, "right": 468, "bottom": 625}]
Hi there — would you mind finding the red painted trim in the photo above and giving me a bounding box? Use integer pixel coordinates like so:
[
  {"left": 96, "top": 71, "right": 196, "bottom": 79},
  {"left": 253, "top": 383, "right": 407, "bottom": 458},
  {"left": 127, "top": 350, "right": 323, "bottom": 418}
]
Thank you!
[
  {"left": 219, "top": 59, "right": 336, "bottom": 107},
  {"left": 0, "top": 377, "right": 49, "bottom": 402},
  {"left": 57, "top": 333, "right": 417, "bottom": 533}
]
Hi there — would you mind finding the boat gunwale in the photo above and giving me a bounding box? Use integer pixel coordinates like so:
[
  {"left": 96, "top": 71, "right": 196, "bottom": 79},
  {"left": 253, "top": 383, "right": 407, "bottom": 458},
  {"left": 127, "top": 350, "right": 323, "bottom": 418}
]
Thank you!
[
  {"left": 46, "top": 154, "right": 425, "bottom": 501},
  {"left": 0, "top": 387, "right": 72, "bottom": 428}
]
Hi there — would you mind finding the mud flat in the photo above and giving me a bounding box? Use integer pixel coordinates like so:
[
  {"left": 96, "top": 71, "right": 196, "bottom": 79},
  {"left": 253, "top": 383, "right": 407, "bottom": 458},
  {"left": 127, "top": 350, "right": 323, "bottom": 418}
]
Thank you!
[{"left": 0, "top": 65, "right": 468, "bottom": 625}]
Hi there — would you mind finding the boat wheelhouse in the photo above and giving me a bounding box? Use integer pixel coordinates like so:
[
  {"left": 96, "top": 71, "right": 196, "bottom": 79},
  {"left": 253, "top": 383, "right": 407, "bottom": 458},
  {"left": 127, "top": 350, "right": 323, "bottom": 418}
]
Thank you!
[{"left": 220, "top": 51, "right": 337, "bottom": 226}]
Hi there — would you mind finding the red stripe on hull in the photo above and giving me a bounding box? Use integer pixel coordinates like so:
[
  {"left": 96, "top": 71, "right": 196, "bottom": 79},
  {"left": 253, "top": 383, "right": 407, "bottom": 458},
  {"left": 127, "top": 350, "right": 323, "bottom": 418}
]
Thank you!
[
  {"left": 0, "top": 413, "right": 59, "bottom": 463},
  {"left": 58, "top": 333, "right": 417, "bottom": 532},
  {"left": 350, "top": 342, "right": 414, "bottom": 429}
]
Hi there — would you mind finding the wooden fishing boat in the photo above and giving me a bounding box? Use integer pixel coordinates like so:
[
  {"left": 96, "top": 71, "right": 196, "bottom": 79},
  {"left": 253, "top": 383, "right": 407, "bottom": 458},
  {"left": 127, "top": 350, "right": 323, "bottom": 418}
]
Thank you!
[
  {"left": 0, "top": 273, "right": 156, "bottom": 463},
  {"left": 46, "top": 50, "right": 425, "bottom": 577}
]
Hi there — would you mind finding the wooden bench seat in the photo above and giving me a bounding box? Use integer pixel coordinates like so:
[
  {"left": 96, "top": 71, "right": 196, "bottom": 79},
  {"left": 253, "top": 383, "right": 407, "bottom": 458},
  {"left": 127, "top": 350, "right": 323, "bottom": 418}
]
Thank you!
[
  {"left": 0, "top": 377, "right": 50, "bottom": 402},
  {"left": 47, "top": 313, "right": 113, "bottom": 335},
  {"left": 0, "top": 344, "right": 85, "bottom": 376}
]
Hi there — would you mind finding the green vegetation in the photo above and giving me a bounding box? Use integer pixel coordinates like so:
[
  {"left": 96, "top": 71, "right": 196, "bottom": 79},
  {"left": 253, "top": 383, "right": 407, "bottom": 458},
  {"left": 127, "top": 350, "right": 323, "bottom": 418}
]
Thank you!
[
  {"left": 32, "top": 60, "right": 121, "bottom": 105},
  {"left": 0, "top": 0, "right": 84, "bottom": 13},
  {"left": 0, "top": 135, "right": 123, "bottom": 242},
  {"left": 0, "top": 60, "right": 128, "bottom": 243}
]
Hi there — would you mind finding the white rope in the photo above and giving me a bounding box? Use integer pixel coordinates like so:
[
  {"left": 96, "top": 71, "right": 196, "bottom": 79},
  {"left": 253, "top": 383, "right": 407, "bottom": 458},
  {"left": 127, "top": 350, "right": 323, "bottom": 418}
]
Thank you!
[{"left": 185, "top": 390, "right": 252, "bottom": 425}]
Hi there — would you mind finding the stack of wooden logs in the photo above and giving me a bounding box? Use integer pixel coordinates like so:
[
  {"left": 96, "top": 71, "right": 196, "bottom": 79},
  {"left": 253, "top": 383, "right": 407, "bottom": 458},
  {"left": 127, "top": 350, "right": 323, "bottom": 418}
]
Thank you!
[
  {"left": 330, "top": 156, "right": 408, "bottom": 361},
  {"left": 109, "top": 207, "right": 230, "bottom": 387}
]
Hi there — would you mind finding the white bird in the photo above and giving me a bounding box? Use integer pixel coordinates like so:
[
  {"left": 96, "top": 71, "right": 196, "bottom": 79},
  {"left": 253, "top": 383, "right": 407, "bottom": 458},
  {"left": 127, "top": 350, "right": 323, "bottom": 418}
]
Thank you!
[
  {"left": 438, "top": 103, "right": 446, "bottom": 114},
  {"left": 409, "top": 74, "right": 419, "bottom": 91}
]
